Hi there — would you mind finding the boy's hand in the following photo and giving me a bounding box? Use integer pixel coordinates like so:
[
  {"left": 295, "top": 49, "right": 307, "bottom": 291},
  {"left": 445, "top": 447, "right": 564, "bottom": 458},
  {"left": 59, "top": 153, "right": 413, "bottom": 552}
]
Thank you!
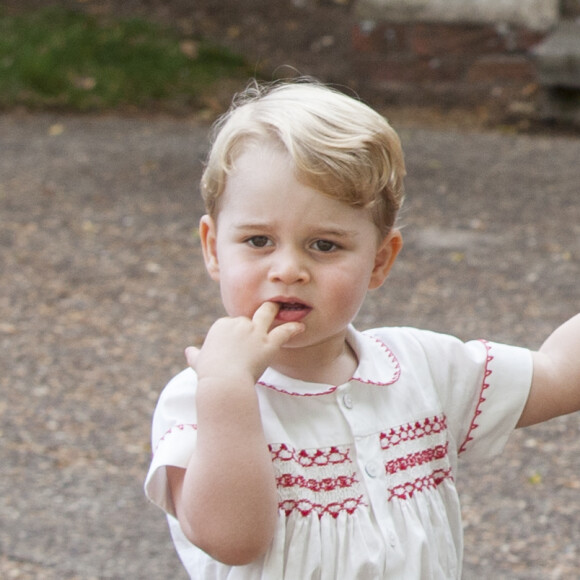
[
  {"left": 185, "top": 301, "right": 304, "bottom": 384},
  {"left": 173, "top": 301, "right": 302, "bottom": 563}
]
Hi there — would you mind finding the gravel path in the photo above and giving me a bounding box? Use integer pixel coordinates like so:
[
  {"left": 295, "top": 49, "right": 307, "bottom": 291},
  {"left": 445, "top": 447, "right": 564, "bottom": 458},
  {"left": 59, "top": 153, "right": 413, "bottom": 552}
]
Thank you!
[{"left": 1, "top": 111, "right": 580, "bottom": 578}]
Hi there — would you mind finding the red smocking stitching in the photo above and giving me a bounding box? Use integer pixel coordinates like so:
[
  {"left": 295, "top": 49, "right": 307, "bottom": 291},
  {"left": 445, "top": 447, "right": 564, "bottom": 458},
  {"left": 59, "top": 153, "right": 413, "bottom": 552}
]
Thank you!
[
  {"left": 388, "top": 468, "right": 453, "bottom": 501},
  {"left": 380, "top": 415, "right": 447, "bottom": 451},
  {"left": 458, "top": 340, "right": 493, "bottom": 454},
  {"left": 277, "top": 473, "right": 358, "bottom": 492},
  {"left": 270, "top": 443, "right": 365, "bottom": 518},
  {"left": 279, "top": 495, "right": 367, "bottom": 518},
  {"left": 269, "top": 443, "right": 352, "bottom": 467},
  {"left": 384, "top": 443, "right": 449, "bottom": 475}
]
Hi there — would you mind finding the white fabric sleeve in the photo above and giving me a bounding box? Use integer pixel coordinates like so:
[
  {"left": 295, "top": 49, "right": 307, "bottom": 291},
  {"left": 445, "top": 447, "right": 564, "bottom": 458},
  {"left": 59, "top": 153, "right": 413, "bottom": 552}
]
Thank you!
[
  {"left": 144, "top": 368, "right": 199, "bottom": 517},
  {"left": 455, "top": 340, "right": 533, "bottom": 459},
  {"left": 399, "top": 328, "right": 533, "bottom": 460}
]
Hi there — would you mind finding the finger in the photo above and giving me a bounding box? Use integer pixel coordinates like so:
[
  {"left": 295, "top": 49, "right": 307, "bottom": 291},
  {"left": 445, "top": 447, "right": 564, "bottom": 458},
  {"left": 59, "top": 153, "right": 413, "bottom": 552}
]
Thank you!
[
  {"left": 268, "top": 321, "right": 305, "bottom": 347},
  {"left": 184, "top": 346, "right": 200, "bottom": 368},
  {"left": 251, "top": 301, "right": 279, "bottom": 329}
]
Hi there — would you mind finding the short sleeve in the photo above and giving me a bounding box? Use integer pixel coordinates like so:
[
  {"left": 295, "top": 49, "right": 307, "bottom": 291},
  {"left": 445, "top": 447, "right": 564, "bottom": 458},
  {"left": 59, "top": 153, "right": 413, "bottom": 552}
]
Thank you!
[
  {"left": 406, "top": 329, "right": 533, "bottom": 460},
  {"left": 144, "top": 368, "right": 199, "bottom": 516},
  {"left": 454, "top": 340, "right": 533, "bottom": 459}
]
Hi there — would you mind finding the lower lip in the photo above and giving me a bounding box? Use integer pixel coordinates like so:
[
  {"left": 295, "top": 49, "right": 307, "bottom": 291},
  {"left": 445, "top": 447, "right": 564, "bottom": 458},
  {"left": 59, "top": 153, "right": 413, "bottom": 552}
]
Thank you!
[{"left": 275, "top": 304, "right": 312, "bottom": 323}]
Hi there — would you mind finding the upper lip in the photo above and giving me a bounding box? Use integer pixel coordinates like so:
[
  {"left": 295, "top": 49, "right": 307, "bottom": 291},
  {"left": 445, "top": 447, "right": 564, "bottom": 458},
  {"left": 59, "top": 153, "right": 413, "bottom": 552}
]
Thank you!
[{"left": 269, "top": 296, "right": 311, "bottom": 308}]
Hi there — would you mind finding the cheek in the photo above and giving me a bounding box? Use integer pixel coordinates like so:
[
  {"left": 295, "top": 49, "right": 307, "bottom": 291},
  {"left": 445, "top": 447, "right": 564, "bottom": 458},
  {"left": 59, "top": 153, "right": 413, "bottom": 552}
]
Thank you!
[
  {"left": 326, "top": 269, "right": 372, "bottom": 316},
  {"left": 218, "top": 262, "right": 261, "bottom": 316}
]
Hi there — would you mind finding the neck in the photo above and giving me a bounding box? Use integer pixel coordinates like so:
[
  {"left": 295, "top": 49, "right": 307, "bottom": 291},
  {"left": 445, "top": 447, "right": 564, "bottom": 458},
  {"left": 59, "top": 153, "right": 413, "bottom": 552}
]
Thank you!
[{"left": 271, "top": 333, "right": 358, "bottom": 386}]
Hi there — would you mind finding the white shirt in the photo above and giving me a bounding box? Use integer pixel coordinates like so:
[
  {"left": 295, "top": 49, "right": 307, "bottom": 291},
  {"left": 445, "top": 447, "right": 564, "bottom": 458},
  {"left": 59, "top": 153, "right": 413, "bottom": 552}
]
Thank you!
[{"left": 145, "top": 326, "right": 532, "bottom": 579}]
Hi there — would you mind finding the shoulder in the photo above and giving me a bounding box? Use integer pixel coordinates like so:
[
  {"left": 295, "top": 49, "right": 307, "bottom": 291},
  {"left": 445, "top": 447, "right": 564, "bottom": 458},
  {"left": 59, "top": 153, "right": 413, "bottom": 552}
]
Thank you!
[
  {"left": 154, "top": 368, "right": 198, "bottom": 418},
  {"left": 161, "top": 366, "right": 197, "bottom": 393},
  {"left": 360, "top": 326, "right": 460, "bottom": 359},
  {"left": 150, "top": 368, "right": 198, "bottom": 444},
  {"left": 156, "top": 367, "right": 198, "bottom": 406},
  {"left": 363, "top": 325, "right": 464, "bottom": 345},
  {"left": 359, "top": 325, "right": 532, "bottom": 383}
]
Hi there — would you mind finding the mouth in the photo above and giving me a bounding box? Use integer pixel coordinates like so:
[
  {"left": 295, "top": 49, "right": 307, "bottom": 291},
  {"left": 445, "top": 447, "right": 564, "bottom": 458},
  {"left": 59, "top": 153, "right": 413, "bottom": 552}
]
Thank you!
[{"left": 272, "top": 299, "right": 312, "bottom": 322}]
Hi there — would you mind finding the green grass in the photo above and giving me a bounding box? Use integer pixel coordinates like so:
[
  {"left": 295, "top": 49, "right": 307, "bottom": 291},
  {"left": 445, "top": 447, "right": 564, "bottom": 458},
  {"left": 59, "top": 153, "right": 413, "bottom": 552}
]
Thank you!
[{"left": 0, "top": 7, "right": 252, "bottom": 112}]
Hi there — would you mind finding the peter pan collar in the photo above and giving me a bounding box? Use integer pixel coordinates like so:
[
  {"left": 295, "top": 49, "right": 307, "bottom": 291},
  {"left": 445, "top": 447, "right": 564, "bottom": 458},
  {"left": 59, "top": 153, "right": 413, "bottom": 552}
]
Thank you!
[{"left": 257, "top": 325, "right": 401, "bottom": 396}]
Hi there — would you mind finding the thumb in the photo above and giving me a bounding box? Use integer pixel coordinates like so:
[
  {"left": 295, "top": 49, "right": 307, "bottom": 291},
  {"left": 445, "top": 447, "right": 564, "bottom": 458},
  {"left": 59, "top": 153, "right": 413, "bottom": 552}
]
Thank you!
[{"left": 184, "top": 346, "right": 200, "bottom": 369}]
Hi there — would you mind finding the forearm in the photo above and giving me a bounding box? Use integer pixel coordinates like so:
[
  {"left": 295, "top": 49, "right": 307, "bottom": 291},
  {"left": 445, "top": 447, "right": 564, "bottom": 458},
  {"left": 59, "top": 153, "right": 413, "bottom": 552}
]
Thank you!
[
  {"left": 519, "top": 313, "right": 580, "bottom": 427},
  {"left": 175, "top": 376, "right": 278, "bottom": 565},
  {"left": 170, "top": 303, "right": 303, "bottom": 563}
]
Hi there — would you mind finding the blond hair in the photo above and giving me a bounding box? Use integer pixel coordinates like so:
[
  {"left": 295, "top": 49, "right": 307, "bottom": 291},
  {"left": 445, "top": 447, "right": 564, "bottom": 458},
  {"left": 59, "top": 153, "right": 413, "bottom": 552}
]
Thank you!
[{"left": 201, "top": 79, "right": 406, "bottom": 235}]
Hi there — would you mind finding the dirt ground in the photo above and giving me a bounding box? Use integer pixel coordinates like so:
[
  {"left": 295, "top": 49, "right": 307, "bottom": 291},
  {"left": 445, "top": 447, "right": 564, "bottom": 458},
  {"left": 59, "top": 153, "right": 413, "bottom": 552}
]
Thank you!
[{"left": 2, "top": 107, "right": 580, "bottom": 579}]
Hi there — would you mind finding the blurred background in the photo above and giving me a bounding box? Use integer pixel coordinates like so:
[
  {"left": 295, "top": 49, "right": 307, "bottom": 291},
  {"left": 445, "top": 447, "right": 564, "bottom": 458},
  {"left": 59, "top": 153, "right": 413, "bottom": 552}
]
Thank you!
[
  {"left": 2, "top": 2, "right": 580, "bottom": 579},
  {"left": 1, "top": 0, "right": 580, "bottom": 128}
]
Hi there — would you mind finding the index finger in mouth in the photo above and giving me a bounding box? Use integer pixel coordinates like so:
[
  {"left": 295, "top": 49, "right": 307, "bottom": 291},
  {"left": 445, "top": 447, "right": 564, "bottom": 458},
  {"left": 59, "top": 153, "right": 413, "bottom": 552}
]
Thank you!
[{"left": 251, "top": 301, "right": 280, "bottom": 327}]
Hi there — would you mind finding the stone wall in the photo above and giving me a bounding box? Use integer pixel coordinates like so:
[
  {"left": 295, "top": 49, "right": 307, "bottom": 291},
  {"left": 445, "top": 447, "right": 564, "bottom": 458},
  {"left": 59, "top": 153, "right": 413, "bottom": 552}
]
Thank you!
[
  {"left": 351, "top": 0, "right": 561, "bottom": 111},
  {"left": 357, "top": 0, "right": 559, "bottom": 31}
]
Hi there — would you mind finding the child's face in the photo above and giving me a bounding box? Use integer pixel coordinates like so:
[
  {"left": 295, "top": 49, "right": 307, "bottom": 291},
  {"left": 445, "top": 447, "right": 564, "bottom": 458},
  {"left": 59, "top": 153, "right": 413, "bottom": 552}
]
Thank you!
[{"left": 200, "top": 142, "right": 401, "bottom": 353}]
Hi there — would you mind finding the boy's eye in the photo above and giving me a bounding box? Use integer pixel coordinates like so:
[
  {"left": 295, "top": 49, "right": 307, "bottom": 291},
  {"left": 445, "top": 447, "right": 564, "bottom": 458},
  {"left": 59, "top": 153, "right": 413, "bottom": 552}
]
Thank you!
[
  {"left": 312, "top": 239, "right": 337, "bottom": 252},
  {"left": 247, "top": 235, "right": 271, "bottom": 248}
]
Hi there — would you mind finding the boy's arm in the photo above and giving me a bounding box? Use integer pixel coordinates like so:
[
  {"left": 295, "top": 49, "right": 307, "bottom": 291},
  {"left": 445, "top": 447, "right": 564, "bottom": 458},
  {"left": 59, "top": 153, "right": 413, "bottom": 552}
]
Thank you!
[
  {"left": 167, "top": 302, "right": 303, "bottom": 566},
  {"left": 518, "top": 313, "right": 580, "bottom": 428}
]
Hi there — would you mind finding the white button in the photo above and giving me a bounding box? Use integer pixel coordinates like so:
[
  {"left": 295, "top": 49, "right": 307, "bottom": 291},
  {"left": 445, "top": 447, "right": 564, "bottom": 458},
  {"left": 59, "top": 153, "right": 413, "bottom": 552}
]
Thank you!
[
  {"left": 365, "top": 462, "right": 380, "bottom": 478},
  {"left": 343, "top": 394, "right": 353, "bottom": 409},
  {"left": 389, "top": 533, "right": 397, "bottom": 548}
]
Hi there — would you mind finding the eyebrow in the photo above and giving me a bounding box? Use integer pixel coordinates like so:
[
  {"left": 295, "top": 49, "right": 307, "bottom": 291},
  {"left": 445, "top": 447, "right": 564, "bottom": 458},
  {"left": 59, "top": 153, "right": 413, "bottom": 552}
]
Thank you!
[
  {"left": 316, "top": 228, "right": 359, "bottom": 238},
  {"left": 231, "top": 222, "right": 360, "bottom": 238}
]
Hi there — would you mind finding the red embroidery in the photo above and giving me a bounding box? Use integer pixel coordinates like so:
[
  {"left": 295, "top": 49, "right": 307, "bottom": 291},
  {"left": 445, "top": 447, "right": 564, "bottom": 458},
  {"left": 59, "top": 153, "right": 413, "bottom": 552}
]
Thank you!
[
  {"left": 380, "top": 415, "right": 447, "bottom": 451},
  {"left": 458, "top": 340, "right": 493, "bottom": 454},
  {"left": 388, "top": 468, "right": 453, "bottom": 501},
  {"left": 258, "top": 381, "right": 338, "bottom": 396},
  {"left": 269, "top": 443, "right": 352, "bottom": 467},
  {"left": 277, "top": 473, "right": 359, "bottom": 492},
  {"left": 384, "top": 443, "right": 449, "bottom": 475},
  {"left": 270, "top": 443, "right": 366, "bottom": 519},
  {"left": 354, "top": 335, "right": 401, "bottom": 385},
  {"left": 279, "top": 495, "right": 367, "bottom": 518},
  {"left": 154, "top": 423, "right": 197, "bottom": 453}
]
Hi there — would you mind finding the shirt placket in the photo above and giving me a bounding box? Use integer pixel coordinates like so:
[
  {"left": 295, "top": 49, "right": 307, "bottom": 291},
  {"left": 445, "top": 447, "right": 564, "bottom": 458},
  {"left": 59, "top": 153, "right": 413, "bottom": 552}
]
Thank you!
[{"left": 337, "top": 381, "right": 400, "bottom": 552}]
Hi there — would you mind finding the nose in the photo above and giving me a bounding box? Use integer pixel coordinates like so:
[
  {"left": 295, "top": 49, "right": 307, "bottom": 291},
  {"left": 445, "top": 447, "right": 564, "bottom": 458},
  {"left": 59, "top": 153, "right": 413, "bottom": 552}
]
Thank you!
[{"left": 268, "top": 246, "right": 310, "bottom": 285}]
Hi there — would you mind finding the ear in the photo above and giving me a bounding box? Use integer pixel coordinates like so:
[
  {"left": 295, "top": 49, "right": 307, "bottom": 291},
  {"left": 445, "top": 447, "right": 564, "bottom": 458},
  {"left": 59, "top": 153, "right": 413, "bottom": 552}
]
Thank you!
[
  {"left": 199, "top": 214, "right": 220, "bottom": 281},
  {"left": 368, "top": 229, "right": 403, "bottom": 290}
]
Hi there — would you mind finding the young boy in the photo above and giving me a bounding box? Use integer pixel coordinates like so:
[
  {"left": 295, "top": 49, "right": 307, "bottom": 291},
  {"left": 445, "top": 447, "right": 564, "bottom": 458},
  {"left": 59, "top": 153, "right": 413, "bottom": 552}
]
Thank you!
[{"left": 145, "top": 79, "right": 580, "bottom": 579}]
